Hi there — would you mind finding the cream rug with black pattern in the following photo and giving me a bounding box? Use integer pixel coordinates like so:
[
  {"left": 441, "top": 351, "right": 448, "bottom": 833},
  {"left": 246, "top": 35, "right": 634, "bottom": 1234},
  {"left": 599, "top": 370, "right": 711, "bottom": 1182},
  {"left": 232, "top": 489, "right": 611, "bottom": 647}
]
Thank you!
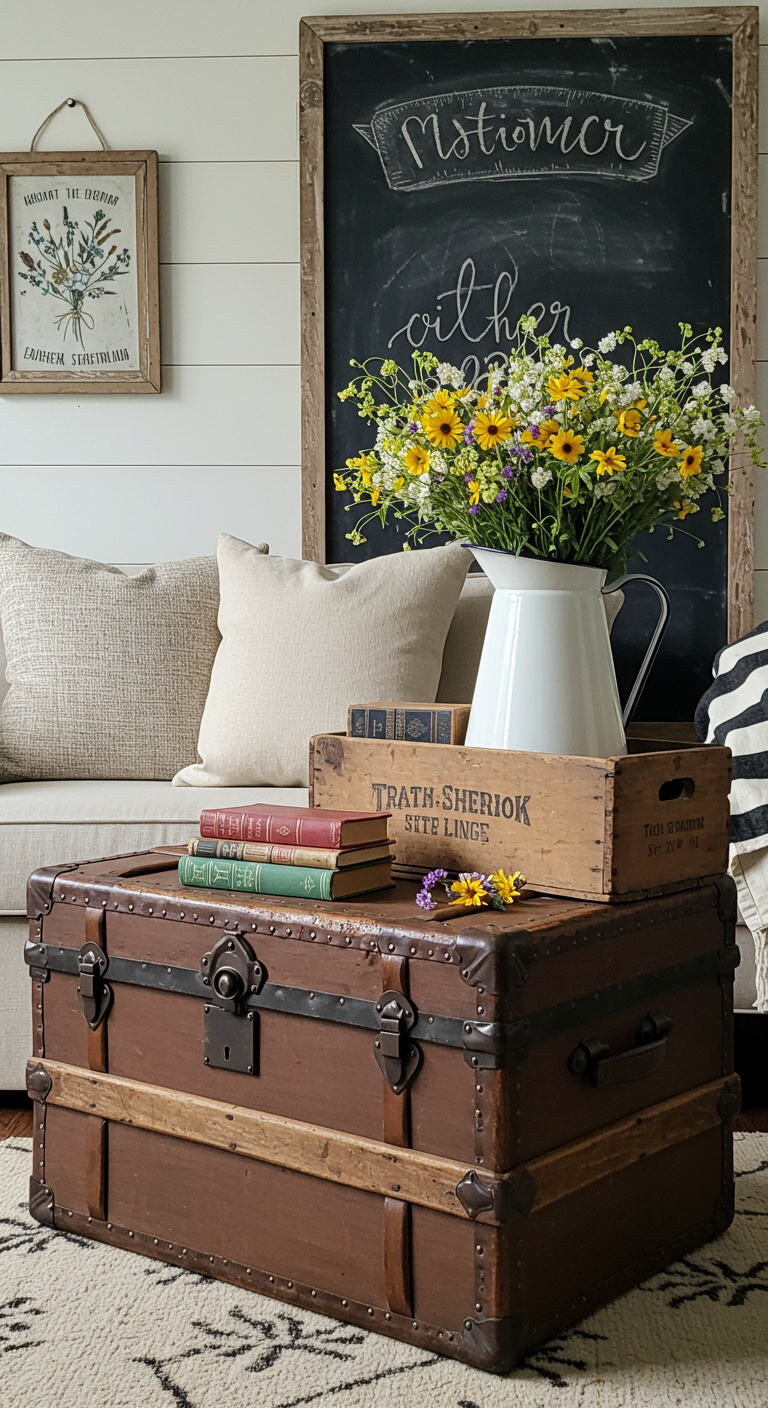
[{"left": 1, "top": 1134, "right": 766, "bottom": 1408}]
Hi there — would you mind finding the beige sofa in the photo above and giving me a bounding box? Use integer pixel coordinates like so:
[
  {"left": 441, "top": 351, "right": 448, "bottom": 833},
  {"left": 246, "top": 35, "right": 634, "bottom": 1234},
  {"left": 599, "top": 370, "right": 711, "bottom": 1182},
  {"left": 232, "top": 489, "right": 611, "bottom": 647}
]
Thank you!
[
  {"left": 0, "top": 569, "right": 496, "bottom": 1087},
  {"left": 0, "top": 570, "right": 757, "bottom": 1087}
]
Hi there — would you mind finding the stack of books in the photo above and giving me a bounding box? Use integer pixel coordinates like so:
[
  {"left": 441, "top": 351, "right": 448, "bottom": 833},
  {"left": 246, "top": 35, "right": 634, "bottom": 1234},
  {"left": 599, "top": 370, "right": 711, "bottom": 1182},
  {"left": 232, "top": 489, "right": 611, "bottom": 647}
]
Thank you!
[{"left": 177, "top": 803, "right": 394, "bottom": 900}]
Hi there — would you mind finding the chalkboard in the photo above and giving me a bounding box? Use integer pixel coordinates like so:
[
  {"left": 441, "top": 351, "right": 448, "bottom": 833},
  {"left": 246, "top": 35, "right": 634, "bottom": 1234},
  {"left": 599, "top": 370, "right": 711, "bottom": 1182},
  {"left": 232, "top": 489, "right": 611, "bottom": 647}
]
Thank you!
[{"left": 300, "top": 9, "right": 758, "bottom": 720}]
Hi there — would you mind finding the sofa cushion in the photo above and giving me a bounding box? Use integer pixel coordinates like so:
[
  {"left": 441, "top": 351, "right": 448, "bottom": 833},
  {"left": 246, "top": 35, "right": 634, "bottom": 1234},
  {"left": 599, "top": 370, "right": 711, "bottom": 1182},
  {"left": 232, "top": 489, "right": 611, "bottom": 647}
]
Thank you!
[
  {"left": 0, "top": 535, "right": 263, "bottom": 783},
  {"left": 0, "top": 779, "right": 307, "bottom": 913},
  {"left": 174, "top": 535, "right": 472, "bottom": 789}
]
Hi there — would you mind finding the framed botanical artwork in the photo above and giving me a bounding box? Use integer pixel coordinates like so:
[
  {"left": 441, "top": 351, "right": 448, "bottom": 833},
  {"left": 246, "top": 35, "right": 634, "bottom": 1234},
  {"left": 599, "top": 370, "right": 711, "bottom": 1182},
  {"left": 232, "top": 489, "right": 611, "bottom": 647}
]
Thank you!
[{"left": 0, "top": 149, "right": 160, "bottom": 392}]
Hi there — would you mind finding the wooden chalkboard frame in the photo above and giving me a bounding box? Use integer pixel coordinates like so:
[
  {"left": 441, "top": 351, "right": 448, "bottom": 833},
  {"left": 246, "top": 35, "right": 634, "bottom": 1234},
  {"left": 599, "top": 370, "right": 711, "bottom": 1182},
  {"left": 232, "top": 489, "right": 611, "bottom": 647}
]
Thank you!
[{"left": 300, "top": 7, "right": 758, "bottom": 641}]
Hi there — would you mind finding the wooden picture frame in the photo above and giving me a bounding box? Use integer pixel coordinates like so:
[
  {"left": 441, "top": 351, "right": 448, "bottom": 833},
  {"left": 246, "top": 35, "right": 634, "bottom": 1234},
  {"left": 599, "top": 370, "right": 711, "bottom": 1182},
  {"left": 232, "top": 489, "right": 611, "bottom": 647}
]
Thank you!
[
  {"left": 299, "top": 6, "right": 758, "bottom": 644},
  {"left": 0, "top": 149, "right": 160, "bottom": 393}
]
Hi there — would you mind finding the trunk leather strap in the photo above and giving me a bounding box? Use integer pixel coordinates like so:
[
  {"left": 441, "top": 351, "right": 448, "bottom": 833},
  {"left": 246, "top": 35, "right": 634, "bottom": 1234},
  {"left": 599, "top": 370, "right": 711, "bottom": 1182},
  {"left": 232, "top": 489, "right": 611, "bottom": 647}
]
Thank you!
[
  {"left": 381, "top": 954, "right": 413, "bottom": 1318},
  {"left": 84, "top": 909, "right": 108, "bottom": 1222}
]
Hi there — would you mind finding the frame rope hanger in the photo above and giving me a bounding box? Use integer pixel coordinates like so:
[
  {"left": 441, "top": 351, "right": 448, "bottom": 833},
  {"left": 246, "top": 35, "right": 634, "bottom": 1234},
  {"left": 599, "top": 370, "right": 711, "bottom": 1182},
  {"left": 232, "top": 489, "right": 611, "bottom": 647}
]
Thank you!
[{"left": 30, "top": 98, "right": 109, "bottom": 153}]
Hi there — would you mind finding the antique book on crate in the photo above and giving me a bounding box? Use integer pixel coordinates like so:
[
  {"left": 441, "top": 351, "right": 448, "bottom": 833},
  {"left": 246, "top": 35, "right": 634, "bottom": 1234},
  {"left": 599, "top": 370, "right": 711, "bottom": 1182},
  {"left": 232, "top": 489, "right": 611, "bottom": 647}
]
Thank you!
[
  {"left": 309, "top": 733, "right": 732, "bottom": 903},
  {"left": 178, "top": 853, "right": 393, "bottom": 900},
  {"left": 26, "top": 851, "right": 740, "bottom": 1373},
  {"left": 200, "top": 803, "right": 390, "bottom": 847},
  {"left": 188, "top": 837, "right": 394, "bottom": 869},
  {"left": 348, "top": 703, "right": 470, "bottom": 746}
]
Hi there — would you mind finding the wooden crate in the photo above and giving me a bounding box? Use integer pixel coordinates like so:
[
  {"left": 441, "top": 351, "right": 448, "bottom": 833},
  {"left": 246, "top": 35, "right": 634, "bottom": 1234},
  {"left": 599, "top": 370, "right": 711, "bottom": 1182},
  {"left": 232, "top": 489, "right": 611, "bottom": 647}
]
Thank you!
[{"left": 309, "top": 734, "right": 731, "bottom": 903}]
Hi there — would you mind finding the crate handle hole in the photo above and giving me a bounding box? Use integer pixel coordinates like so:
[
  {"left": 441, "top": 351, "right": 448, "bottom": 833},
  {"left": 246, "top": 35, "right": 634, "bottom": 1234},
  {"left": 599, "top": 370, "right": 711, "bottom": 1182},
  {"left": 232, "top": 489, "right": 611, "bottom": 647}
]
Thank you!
[
  {"left": 658, "top": 777, "right": 695, "bottom": 802},
  {"left": 224, "top": 1045, "right": 230, "bottom": 1062}
]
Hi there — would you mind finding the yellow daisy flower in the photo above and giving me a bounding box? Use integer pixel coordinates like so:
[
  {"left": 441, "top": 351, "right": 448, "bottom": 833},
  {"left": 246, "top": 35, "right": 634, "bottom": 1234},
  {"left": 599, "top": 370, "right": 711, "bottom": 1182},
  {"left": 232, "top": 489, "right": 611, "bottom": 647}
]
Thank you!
[
  {"left": 653, "top": 428, "right": 679, "bottom": 458},
  {"left": 474, "top": 410, "right": 514, "bottom": 451},
  {"left": 424, "top": 389, "right": 456, "bottom": 415},
  {"left": 548, "top": 428, "right": 585, "bottom": 463},
  {"left": 679, "top": 445, "right": 704, "bottom": 478},
  {"left": 572, "top": 367, "right": 595, "bottom": 386},
  {"left": 599, "top": 386, "right": 612, "bottom": 405},
  {"left": 476, "top": 394, "right": 489, "bottom": 410},
  {"left": 404, "top": 445, "right": 430, "bottom": 476},
  {"left": 521, "top": 418, "right": 559, "bottom": 449},
  {"left": 449, "top": 874, "right": 490, "bottom": 907},
  {"left": 423, "top": 410, "right": 463, "bottom": 450},
  {"left": 673, "top": 499, "right": 698, "bottom": 519},
  {"left": 467, "top": 479, "right": 481, "bottom": 506},
  {"left": 490, "top": 869, "right": 526, "bottom": 905},
  {"left": 548, "top": 373, "right": 585, "bottom": 403},
  {"left": 590, "top": 446, "right": 627, "bottom": 477},
  {"left": 617, "top": 408, "right": 642, "bottom": 437}
]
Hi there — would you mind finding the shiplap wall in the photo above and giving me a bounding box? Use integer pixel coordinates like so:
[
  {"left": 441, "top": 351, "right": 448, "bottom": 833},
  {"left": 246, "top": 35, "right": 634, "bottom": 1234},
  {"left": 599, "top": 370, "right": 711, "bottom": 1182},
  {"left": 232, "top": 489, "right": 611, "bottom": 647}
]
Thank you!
[{"left": 0, "top": 0, "right": 767, "bottom": 607}]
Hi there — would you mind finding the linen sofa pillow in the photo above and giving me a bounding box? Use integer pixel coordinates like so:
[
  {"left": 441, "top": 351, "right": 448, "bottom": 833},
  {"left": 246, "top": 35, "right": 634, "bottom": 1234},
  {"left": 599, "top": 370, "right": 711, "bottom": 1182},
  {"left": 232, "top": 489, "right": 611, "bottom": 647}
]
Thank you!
[
  {"left": 174, "top": 535, "right": 472, "bottom": 788},
  {"left": 0, "top": 534, "right": 267, "bottom": 781}
]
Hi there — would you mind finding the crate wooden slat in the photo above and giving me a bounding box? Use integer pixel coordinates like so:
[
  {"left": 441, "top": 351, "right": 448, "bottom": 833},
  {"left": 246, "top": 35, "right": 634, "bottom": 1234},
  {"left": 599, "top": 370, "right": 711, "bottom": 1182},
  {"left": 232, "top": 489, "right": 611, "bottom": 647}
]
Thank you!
[{"left": 309, "top": 734, "right": 731, "bottom": 903}]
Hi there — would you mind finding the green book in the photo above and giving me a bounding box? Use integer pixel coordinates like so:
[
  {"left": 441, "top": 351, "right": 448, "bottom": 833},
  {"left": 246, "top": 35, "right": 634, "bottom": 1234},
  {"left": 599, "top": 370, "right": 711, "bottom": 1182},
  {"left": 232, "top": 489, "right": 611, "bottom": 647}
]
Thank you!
[{"left": 177, "top": 853, "right": 393, "bottom": 901}]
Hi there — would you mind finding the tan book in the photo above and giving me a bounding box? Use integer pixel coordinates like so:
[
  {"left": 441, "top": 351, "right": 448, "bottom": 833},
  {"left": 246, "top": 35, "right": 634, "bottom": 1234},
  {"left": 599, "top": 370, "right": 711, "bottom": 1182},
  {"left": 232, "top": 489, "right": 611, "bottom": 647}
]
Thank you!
[{"left": 187, "top": 836, "right": 394, "bottom": 869}]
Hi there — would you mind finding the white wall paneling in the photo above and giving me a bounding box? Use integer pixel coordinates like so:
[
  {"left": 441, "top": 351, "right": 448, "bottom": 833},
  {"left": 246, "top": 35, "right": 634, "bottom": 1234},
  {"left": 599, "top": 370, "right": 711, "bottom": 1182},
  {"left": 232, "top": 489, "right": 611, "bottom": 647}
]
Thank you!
[
  {"left": 0, "top": 0, "right": 766, "bottom": 578},
  {"left": 0, "top": 466, "right": 302, "bottom": 563},
  {"left": 2, "top": 0, "right": 760, "bottom": 62},
  {"left": 0, "top": 59, "right": 297, "bottom": 161},
  {"left": 158, "top": 163, "right": 299, "bottom": 265},
  {"left": 160, "top": 265, "right": 299, "bottom": 366},
  {"left": 0, "top": 366, "right": 299, "bottom": 466}
]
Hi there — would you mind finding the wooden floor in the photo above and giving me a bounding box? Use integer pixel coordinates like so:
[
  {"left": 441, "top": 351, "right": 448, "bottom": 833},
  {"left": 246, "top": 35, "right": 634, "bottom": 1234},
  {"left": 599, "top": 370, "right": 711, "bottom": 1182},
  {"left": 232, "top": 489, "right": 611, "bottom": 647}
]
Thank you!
[{"left": 2, "top": 1094, "right": 768, "bottom": 1142}]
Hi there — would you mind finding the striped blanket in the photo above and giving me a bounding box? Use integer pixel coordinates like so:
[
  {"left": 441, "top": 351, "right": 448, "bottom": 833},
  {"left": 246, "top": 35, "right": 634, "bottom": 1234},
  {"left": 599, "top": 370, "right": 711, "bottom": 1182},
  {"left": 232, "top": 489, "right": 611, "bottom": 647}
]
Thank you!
[{"left": 696, "top": 622, "right": 768, "bottom": 1010}]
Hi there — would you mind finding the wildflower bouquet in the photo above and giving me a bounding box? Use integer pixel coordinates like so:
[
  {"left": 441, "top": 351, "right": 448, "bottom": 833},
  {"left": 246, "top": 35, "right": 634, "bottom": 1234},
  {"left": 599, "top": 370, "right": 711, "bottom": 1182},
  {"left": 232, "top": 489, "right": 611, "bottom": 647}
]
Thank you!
[{"left": 335, "top": 320, "right": 764, "bottom": 574}]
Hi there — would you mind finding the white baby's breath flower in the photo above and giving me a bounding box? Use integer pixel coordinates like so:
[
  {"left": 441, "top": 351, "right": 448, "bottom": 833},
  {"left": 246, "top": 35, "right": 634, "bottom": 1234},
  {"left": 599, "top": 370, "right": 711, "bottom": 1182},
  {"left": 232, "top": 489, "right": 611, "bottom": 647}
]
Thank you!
[
  {"left": 598, "top": 332, "right": 617, "bottom": 353},
  {"left": 717, "top": 348, "right": 728, "bottom": 364},
  {"left": 744, "top": 405, "right": 762, "bottom": 425},
  {"left": 719, "top": 385, "right": 736, "bottom": 403},
  {"left": 691, "top": 417, "right": 715, "bottom": 441},
  {"left": 681, "top": 361, "right": 694, "bottom": 375},
  {"left": 582, "top": 353, "right": 595, "bottom": 367},
  {"left": 435, "top": 363, "right": 455, "bottom": 384},
  {"left": 570, "top": 338, "right": 583, "bottom": 348},
  {"left": 692, "top": 381, "right": 711, "bottom": 400},
  {"left": 722, "top": 413, "right": 738, "bottom": 435},
  {"left": 531, "top": 467, "right": 553, "bottom": 489},
  {"left": 701, "top": 349, "right": 717, "bottom": 373},
  {"left": 658, "top": 365, "right": 674, "bottom": 383}
]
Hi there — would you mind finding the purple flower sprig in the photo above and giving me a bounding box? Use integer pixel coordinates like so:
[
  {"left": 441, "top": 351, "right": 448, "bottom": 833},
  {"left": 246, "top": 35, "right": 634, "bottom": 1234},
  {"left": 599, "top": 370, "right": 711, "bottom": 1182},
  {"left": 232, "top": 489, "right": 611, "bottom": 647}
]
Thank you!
[
  {"left": 415, "top": 869, "right": 450, "bottom": 910},
  {"left": 463, "top": 419, "right": 476, "bottom": 444}
]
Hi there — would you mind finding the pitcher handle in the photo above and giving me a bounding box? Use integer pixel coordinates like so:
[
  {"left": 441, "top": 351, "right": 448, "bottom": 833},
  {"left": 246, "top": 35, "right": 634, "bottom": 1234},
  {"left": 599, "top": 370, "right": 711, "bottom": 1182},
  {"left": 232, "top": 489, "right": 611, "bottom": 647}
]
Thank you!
[{"left": 602, "top": 574, "right": 670, "bottom": 727}]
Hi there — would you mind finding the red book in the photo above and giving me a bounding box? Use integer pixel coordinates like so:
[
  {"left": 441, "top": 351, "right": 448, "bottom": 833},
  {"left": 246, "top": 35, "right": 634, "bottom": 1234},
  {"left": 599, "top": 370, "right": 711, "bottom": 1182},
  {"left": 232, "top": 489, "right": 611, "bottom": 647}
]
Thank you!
[{"left": 198, "top": 803, "right": 390, "bottom": 849}]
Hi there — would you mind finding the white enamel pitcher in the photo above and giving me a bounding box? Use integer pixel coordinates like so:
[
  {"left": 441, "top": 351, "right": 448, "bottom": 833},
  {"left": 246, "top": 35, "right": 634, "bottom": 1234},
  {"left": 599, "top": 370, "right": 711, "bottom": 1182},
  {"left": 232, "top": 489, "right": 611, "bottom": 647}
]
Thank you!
[{"left": 464, "top": 546, "right": 670, "bottom": 758}]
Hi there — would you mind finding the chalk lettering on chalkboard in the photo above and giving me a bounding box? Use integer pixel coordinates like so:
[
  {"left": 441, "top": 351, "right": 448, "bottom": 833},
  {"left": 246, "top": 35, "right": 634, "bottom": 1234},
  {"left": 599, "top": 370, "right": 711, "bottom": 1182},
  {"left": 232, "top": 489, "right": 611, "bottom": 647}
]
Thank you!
[
  {"left": 387, "top": 256, "right": 572, "bottom": 367},
  {"left": 354, "top": 85, "right": 691, "bottom": 190}
]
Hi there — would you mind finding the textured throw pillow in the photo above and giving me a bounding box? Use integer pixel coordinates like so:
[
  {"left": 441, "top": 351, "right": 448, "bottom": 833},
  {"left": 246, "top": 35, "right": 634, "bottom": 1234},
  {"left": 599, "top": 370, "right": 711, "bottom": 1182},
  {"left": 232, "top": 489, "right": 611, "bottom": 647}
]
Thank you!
[
  {"left": 0, "top": 534, "right": 267, "bottom": 781},
  {"left": 174, "top": 535, "right": 472, "bottom": 788}
]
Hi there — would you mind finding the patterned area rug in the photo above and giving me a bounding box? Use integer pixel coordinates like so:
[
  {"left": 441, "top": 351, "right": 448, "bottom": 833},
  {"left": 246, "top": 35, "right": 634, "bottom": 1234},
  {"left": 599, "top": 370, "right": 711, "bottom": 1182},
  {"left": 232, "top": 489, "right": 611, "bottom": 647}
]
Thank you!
[{"left": 1, "top": 1134, "right": 766, "bottom": 1408}]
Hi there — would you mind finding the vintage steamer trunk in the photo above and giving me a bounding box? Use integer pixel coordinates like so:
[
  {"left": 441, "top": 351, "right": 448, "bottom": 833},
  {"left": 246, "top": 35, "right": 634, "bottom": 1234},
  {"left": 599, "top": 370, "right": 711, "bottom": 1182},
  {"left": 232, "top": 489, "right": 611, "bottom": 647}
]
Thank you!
[{"left": 26, "top": 852, "right": 740, "bottom": 1374}]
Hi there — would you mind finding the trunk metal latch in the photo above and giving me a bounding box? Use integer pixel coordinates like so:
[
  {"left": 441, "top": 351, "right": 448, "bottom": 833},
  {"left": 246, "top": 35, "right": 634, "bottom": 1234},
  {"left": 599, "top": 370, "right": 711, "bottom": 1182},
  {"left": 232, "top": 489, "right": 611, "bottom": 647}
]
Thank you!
[
  {"left": 201, "top": 928, "right": 265, "bottom": 1075},
  {"left": 77, "top": 941, "right": 112, "bottom": 1030},
  {"left": 374, "top": 990, "right": 420, "bottom": 1094}
]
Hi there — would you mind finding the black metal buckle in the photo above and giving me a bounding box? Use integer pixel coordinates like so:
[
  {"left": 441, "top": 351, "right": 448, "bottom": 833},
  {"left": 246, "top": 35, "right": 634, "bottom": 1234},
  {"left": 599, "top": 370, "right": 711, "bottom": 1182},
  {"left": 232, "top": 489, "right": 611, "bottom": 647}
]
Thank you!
[
  {"left": 77, "top": 941, "right": 112, "bottom": 1030},
  {"left": 374, "top": 990, "right": 420, "bottom": 1094}
]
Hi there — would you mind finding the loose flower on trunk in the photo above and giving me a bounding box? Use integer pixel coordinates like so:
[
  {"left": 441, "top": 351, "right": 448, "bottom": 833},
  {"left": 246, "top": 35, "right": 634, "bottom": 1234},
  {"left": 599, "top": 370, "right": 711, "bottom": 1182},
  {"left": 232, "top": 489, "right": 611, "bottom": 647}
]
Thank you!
[{"left": 334, "top": 318, "right": 764, "bottom": 570}]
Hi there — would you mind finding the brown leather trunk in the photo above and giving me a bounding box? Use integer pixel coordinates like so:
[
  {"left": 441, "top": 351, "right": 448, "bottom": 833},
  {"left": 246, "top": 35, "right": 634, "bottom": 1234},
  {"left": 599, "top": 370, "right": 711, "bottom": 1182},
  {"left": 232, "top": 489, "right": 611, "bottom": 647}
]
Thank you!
[{"left": 25, "top": 852, "right": 740, "bottom": 1373}]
